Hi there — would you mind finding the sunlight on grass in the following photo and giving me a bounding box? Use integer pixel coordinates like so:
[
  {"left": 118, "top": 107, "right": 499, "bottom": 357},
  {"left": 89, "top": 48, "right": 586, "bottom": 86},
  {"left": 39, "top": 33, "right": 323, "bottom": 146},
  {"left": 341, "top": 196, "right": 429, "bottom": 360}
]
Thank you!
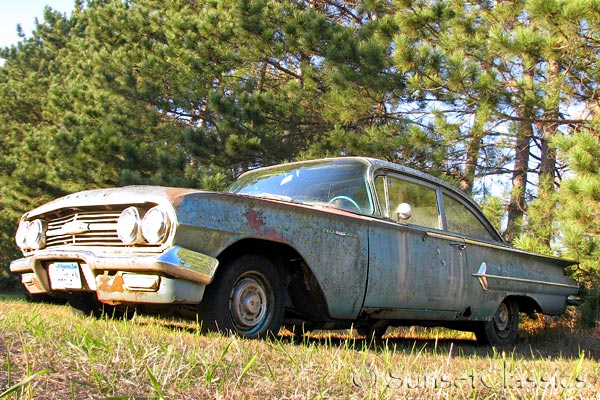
[{"left": 0, "top": 298, "right": 599, "bottom": 399}]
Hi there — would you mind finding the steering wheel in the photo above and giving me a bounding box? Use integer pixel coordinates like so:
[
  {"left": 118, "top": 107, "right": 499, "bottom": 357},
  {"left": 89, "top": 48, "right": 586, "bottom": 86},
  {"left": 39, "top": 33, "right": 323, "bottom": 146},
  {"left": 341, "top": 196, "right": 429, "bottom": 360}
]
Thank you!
[{"left": 328, "top": 195, "right": 361, "bottom": 213}]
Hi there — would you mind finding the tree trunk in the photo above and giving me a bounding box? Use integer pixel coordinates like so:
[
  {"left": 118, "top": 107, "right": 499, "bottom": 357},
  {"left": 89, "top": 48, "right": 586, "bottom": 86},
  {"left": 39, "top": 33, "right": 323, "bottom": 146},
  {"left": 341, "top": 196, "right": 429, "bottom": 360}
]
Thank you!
[
  {"left": 504, "top": 118, "right": 533, "bottom": 243},
  {"left": 539, "top": 58, "right": 561, "bottom": 186},
  {"left": 460, "top": 105, "right": 489, "bottom": 194}
]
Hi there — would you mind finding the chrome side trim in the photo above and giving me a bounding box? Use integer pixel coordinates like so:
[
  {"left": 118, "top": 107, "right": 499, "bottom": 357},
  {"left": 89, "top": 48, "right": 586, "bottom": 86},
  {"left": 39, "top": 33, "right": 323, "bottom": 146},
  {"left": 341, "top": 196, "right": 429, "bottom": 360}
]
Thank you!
[
  {"left": 474, "top": 273, "right": 579, "bottom": 289},
  {"left": 473, "top": 262, "right": 579, "bottom": 291}
]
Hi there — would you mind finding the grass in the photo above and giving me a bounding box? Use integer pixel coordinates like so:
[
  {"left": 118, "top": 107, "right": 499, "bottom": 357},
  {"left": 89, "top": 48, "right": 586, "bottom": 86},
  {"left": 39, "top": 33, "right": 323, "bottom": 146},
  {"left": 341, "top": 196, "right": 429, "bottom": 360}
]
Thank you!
[{"left": 0, "top": 292, "right": 599, "bottom": 399}]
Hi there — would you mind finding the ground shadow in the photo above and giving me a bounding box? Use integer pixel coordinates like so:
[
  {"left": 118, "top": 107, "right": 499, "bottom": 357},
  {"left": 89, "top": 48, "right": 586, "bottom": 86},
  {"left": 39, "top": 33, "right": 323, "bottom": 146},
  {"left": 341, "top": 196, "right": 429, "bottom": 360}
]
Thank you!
[
  {"left": 122, "top": 312, "right": 600, "bottom": 361},
  {"left": 279, "top": 327, "right": 600, "bottom": 361}
]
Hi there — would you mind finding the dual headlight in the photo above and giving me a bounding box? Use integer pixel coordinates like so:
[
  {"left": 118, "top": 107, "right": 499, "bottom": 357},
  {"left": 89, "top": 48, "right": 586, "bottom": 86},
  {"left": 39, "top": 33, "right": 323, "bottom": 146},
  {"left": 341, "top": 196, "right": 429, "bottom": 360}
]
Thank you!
[
  {"left": 117, "top": 206, "right": 171, "bottom": 245},
  {"left": 16, "top": 219, "right": 46, "bottom": 251},
  {"left": 16, "top": 205, "right": 171, "bottom": 251}
]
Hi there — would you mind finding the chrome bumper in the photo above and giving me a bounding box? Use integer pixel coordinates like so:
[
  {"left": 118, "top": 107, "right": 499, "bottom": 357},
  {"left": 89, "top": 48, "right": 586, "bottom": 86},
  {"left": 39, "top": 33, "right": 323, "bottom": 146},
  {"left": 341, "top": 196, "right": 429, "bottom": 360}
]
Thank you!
[
  {"left": 10, "top": 246, "right": 219, "bottom": 304},
  {"left": 567, "top": 294, "right": 584, "bottom": 306}
]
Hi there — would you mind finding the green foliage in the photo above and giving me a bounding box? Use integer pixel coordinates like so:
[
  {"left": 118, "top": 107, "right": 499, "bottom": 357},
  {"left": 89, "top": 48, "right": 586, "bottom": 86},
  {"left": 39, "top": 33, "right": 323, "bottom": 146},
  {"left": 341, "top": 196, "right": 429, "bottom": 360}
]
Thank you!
[
  {"left": 480, "top": 196, "right": 505, "bottom": 235},
  {"left": 528, "top": 129, "right": 600, "bottom": 326},
  {"left": 577, "top": 285, "right": 600, "bottom": 328},
  {"left": 553, "top": 131, "right": 600, "bottom": 281}
]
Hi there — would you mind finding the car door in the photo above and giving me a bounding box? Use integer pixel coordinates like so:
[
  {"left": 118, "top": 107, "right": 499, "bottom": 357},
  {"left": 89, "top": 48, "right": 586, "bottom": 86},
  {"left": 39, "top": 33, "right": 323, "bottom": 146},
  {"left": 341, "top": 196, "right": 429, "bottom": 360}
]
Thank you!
[
  {"left": 440, "top": 190, "right": 519, "bottom": 317},
  {"left": 364, "top": 173, "right": 469, "bottom": 313}
]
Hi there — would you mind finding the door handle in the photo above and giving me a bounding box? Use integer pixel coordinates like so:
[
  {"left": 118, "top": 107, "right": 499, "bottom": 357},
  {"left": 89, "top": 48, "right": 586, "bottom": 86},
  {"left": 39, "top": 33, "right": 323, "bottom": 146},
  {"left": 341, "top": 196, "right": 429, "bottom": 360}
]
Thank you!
[{"left": 449, "top": 242, "right": 466, "bottom": 250}]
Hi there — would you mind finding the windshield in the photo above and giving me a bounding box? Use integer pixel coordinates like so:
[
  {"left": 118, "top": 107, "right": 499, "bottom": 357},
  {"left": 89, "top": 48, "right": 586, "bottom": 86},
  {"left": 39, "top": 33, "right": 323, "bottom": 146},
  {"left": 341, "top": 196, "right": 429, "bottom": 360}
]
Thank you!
[{"left": 229, "top": 159, "right": 374, "bottom": 215}]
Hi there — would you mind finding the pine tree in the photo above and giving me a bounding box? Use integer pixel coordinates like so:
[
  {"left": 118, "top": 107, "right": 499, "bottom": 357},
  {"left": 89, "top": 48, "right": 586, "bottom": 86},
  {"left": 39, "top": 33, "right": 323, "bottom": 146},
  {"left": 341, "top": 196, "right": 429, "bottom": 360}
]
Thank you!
[
  {"left": 0, "top": 6, "right": 80, "bottom": 286},
  {"left": 552, "top": 129, "right": 600, "bottom": 326}
]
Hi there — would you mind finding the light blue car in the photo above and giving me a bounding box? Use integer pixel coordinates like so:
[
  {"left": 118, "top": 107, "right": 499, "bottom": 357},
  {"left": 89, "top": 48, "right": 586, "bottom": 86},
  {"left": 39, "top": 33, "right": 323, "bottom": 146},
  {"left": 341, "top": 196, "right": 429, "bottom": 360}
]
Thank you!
[{"left": 11, "top": 158, "right": 581, "bottom": 345}]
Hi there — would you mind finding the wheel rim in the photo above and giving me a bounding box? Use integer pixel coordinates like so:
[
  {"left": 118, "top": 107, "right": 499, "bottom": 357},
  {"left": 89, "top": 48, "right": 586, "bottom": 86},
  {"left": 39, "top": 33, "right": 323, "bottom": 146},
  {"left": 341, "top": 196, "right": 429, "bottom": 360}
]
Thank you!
[
  {"left": 229, "top": 272, "right": 271, "bottom": 333},
  {"left": 492, "top": 302, "right": 512, "bottom": 338}
]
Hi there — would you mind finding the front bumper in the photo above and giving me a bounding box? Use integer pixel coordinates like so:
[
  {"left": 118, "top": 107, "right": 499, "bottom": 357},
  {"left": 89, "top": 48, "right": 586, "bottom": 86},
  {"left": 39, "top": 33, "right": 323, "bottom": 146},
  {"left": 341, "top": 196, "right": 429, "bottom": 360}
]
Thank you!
[{"left": 10, "top": 246, "right": 219, "bottom": 305}]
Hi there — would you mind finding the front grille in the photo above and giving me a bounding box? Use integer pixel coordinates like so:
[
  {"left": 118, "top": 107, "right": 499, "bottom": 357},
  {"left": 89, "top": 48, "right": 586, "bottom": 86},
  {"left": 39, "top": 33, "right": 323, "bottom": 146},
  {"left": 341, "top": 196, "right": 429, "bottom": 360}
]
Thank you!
[
  {"left": 45, "top": 211, "right": 123, "bottom": 247},
  {"left": 39, "top": 206, "right": 161, "bottom": 249}
]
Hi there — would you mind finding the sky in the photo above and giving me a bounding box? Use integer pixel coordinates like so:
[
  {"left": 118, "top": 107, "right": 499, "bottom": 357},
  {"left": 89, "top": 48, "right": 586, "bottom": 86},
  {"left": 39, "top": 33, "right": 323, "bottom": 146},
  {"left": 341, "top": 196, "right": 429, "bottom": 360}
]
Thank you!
[{"left": 0, "top": 0, "right": 75, "bottom": 48}]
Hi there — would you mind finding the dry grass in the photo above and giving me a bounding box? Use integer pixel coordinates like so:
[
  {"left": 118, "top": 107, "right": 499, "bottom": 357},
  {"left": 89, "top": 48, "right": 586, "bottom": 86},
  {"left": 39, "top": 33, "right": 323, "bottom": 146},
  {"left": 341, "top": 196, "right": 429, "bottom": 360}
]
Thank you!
[{"left": 1, "top": 292, "right": 599, "bottom": 399}]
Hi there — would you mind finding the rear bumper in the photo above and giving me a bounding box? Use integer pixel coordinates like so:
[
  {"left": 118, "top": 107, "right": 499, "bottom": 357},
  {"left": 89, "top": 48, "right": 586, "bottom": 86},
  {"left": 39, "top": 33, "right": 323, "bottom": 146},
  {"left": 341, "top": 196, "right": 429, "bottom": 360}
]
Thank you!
[
  {"left": 567, "top": 294, "right": 584, "bottom": 306},
  {"left": 10, "top": 246, "right": 218, "bottom": 304}
]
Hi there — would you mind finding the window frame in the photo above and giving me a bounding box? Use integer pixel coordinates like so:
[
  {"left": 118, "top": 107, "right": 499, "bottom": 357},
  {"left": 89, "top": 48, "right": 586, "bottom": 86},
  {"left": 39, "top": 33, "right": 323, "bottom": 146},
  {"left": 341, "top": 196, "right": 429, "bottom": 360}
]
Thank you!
[
  {"left": 439, "top": 189, "right": 498, "bottom": 241},
  {"left": 372, "top": 170, "right": 502, "bottom": 242},
  {"left": 374, "top": 172, "right": 443, "bottom": 230}
]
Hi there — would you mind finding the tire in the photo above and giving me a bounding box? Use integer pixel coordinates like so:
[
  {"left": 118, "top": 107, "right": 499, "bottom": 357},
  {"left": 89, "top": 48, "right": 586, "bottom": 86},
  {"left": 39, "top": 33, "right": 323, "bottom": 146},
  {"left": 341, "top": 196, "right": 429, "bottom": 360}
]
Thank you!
[
  {"left": 475, "top": 299, "right": 519, "bottom": 346},
  {"left": 198, "top": 254, "right": 285, "bottom": 339}
]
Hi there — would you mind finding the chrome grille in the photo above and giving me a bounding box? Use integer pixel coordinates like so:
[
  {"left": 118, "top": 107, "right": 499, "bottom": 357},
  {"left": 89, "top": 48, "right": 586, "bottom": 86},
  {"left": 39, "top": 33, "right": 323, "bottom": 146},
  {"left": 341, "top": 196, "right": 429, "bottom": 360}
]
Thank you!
[{"left": 45, "top": 211, "right": 124, "bottom": 247}]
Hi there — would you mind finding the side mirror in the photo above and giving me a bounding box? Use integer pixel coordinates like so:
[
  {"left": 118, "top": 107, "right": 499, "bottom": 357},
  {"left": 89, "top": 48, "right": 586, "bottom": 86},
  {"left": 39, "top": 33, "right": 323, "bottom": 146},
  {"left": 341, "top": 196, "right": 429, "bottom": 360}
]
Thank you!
[{"left": 395, "top": 203, "right": 412, "bottom": 221}]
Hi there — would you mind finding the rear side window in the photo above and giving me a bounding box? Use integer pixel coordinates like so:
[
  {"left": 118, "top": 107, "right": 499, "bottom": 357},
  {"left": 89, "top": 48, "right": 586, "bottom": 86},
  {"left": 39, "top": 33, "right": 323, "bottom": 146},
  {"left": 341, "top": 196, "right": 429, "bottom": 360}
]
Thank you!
[{"left": 443, "top": 194, "right": 493, "bottom": 240}]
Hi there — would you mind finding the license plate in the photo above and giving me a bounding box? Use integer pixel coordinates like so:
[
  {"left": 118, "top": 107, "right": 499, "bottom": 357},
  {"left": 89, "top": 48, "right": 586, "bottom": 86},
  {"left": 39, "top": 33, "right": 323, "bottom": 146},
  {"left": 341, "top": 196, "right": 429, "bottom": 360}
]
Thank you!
[{"left": 48, "top": 262, "right": 82, "bottom": 290}]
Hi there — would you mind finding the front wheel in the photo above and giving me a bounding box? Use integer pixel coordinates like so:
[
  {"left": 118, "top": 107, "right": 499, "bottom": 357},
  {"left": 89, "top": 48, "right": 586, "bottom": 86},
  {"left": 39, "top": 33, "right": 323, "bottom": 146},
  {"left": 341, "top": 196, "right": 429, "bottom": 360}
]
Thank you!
[
  {"left": 475, "top": 299, "right": 519, "bottom": 346},
  {"left": 198, "top": 255, "right": 285, "bottom": 339}
]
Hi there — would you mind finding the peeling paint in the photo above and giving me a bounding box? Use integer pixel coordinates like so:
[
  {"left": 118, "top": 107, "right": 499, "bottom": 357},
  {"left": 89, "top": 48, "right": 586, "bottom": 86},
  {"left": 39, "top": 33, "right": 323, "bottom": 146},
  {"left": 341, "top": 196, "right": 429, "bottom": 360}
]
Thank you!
[
  {"left": 243, "top": 208, "right": 284, "bottom": 242},
  {"left": 244, "top": 209, "right": 266, "bottom": 232}
]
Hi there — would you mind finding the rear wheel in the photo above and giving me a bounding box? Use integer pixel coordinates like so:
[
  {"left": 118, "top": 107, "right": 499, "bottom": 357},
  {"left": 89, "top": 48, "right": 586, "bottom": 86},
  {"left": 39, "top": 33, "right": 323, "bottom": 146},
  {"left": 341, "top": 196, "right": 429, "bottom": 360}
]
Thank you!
[
  {"left": 475, "top": 299, "right": 519, "bottom": 346},
  {"left": 198, "top": 255, "right": 285, "bottom": 339}
]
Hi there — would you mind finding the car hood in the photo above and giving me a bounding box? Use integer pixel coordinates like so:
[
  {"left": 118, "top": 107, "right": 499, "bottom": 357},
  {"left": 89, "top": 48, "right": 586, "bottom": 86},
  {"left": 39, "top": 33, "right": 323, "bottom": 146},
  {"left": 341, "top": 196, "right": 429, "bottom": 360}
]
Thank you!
[{"left": 24, "top": 186, "right": 204, "bottom": 218}]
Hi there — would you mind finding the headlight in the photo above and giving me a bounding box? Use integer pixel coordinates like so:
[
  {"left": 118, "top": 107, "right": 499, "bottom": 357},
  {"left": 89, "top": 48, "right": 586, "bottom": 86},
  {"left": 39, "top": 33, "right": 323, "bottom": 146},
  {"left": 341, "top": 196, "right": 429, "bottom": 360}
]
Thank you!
[
  {"left": 15, "top": 220, "right": 29, "bottom": 250},
  {"left": 25, "top": 219, "right": 46, "bottom": 250},
  {"left": 141, "top": 206, "right": 170, "bottom": 244},
  {"left": 117, "top": 207, "right": 144, "bottom": 245}
]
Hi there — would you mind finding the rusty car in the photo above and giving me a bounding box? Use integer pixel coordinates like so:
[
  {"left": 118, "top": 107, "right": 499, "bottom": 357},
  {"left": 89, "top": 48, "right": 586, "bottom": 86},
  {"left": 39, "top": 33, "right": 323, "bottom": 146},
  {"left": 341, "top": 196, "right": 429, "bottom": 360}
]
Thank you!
[{"left": 11, "top": 157, "right": 581, "bottom": 345}]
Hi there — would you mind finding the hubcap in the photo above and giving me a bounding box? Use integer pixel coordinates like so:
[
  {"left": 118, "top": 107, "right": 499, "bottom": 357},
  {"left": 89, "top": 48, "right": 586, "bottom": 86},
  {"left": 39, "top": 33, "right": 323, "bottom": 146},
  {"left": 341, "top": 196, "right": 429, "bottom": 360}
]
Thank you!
[
  {"left": 493, "top": 303, "right": 510, "bottom": 332},
  {"left": 230, "top": 275, "right": 269, "bottom": 330}
]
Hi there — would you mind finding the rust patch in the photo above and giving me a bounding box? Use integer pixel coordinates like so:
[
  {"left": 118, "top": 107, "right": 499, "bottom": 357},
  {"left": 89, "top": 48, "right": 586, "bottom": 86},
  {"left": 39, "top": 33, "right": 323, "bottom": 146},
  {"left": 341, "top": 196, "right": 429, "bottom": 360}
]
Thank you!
[
  {"left": 243, "top": 209, "right": 286, "bottom": 242},
  {"left": 244, "top": 209, "right": 266, "bottom": 232},
  {"left": 165, "top": 187, "right": 203, "bottom": 206},
  {"left": 97, "top": 273, "right": 125, "bottom": 293}
]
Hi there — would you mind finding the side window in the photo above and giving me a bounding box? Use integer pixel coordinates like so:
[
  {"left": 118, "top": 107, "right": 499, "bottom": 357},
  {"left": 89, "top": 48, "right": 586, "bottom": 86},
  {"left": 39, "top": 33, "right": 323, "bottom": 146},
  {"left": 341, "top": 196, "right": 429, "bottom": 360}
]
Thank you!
[
  {"left": 376, "top": 175, "right": 440, "bottom": 229},
  {"left": 443, "top": 194, "right": 493, "bottom": 240}
]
